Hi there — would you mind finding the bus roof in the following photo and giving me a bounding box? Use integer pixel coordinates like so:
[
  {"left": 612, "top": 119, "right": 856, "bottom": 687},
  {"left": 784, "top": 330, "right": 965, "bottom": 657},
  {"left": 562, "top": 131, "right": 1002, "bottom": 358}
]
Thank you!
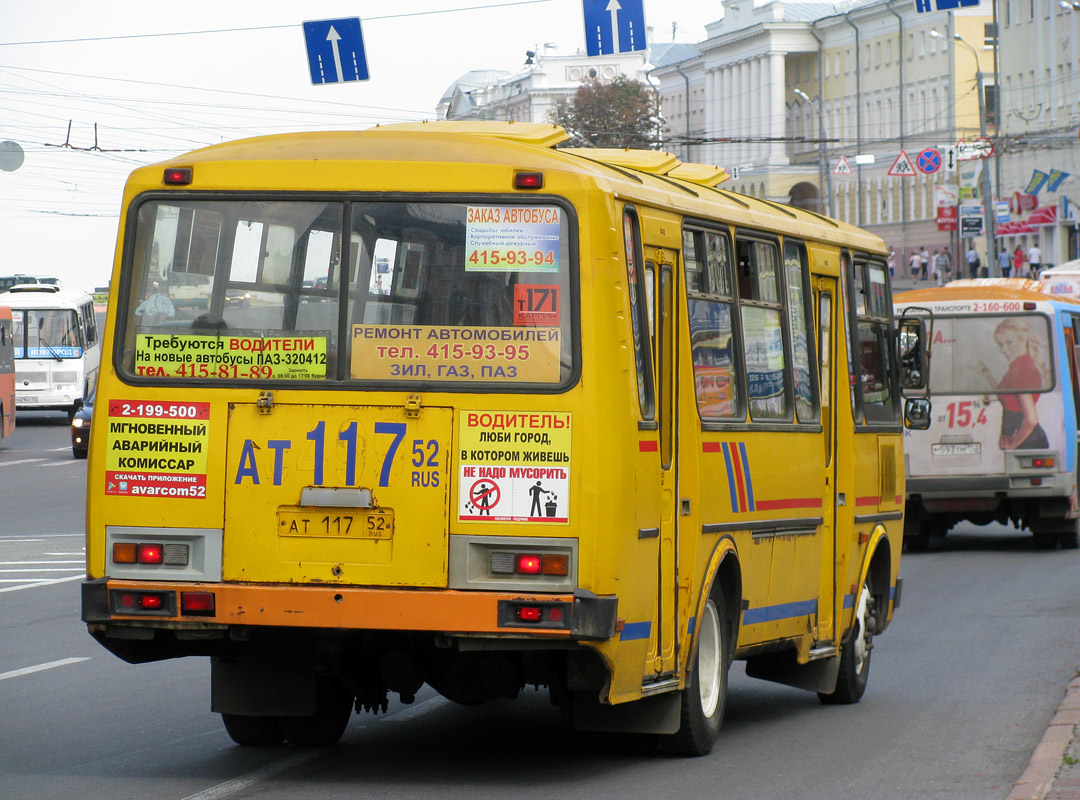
[
  {"left": 125, "top": 121, "right": 885, "bottom": 255},
  {"left": 0, "top": 285, "right": 93, "bottom": 308},
  {"left": 894, "top": 278, "right": 1080, "bottom": 306}
]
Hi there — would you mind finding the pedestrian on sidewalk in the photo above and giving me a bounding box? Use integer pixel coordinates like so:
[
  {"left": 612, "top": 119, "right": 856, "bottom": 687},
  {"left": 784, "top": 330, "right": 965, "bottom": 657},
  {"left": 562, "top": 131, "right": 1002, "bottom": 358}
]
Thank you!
[
  {"left": 887, "top": 247, "right": 897, "bottom": 278},
  {"left": 998, "top": 248, "right": 1012, "bottom": 278},
  {"left": 920, "top": 246, "right": 930, "bottom": 280},
  {"left": 1029, "top": 241, "right": 1042, "bottom": 277},
  {"left": 1014, "top": 245, "right": 1026, "bottom": 278},
  {"left": 935, "top": 249, "right": 950, "bottom": 285},
  {"left": 967, "top": 245, "right": 981, "bottom": 279},
  {"left": 910, "top": 250, "right": 921, "bottom": 283}
]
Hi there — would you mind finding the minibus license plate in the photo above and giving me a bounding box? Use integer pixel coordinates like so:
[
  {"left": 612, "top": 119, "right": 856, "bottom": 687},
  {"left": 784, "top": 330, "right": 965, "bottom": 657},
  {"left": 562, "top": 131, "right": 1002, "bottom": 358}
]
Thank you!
[
  {"left": 931, "top": 443, "right": 981, "bottom": 456},
  {"left": 278, "top": 509, "right": 393, "bottom": 539}
]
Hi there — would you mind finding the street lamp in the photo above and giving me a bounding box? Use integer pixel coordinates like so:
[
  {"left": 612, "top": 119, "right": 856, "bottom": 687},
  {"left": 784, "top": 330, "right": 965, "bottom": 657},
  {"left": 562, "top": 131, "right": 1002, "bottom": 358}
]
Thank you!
[
  {"left": 794, "top": 87, "right": 835, "bottom": 218},
  {"left": 931, "top": 29, "right": 997, "bottom": 275}
]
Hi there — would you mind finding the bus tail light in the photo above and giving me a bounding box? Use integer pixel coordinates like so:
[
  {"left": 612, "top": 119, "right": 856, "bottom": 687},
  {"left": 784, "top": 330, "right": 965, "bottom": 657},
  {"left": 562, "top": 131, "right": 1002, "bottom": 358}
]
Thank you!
[
  {"left": 514, "top": 171, "right": 543, "bottom": 189},
  {"left": 499, "top": 600, "right": 572, "bottom": 630},
  {"left": 138, "top": 544, "right": 163, "bottom": 564},
  {"left": 163, "top": 167, "right": 193, "bottom": 185},
  {"left": 1031, "top": 457, "right": 1054, "bottom": 468},
  {"left": 111, "top": 589, "right": 174, "bottom": 615},
  {"left": 181, "top": 591, "right": 215, "bottom": 616},
  {"left": 113, "top": 542, "right": 190, "bottom": 566},
  {"left": 516, "top": 554, "right": 542, "bottom": 574}
]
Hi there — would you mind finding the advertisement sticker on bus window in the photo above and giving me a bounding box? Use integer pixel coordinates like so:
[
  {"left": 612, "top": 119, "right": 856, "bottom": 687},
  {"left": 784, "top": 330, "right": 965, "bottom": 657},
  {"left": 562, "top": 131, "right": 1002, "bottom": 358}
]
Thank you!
[
  {"left": 351, "top": 324, "right": 561, "bottom": 382},
  {"left": 513, "top": 284, "right": 560, "bottom": 326},
  {"left": 465, "top": 206, "right": 560, "bottom": 272},
  {"left": 457, "top": 411, "right": 571, "bottom": 524},
  {"left": 104, "top": 400, "right": 210, "bottom": 499},
  {"left": 135, "top": 333, "right": 329, "bottom": 380}
]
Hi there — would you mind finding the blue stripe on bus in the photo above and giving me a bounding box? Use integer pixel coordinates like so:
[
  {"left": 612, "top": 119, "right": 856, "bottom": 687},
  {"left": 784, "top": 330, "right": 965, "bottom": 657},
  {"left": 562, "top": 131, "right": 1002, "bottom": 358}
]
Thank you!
[
  {"left": 620, "top": 621, "right": 652, "bottom": 641},
  {"left": 738, "top": 441, "right": 755, "bottom": 511},
  {"left": 742, "top": 599, "right": 817, "bottom": 625},
  {"left": 721, "top": 442, "right": 739, "bottom": 513},
  {"left": 687, "top": 616, "right": 696, "bottom": 635},
  {"left": 843, "top": 593, "right": 855, "bottom": 609}
]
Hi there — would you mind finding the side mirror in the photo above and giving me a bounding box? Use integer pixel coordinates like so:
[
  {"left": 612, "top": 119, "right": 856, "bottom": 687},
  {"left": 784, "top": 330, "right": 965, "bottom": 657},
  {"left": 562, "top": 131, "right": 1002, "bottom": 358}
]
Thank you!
[
  {"left": 73, "top": 397, "right": 84, "bottom": 411},
  {"left": 904, "top": 398, "right": 931, "bottom": 430},
  {"left": 896, "top": 307, "right": 933, "bottom": 393}
]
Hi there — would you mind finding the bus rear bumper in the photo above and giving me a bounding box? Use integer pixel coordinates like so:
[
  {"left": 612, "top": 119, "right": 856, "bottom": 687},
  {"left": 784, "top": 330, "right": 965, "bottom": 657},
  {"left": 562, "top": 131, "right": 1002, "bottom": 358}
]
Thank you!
[{"left": 82, "top": 578, "right": 617, "bottom": 642}]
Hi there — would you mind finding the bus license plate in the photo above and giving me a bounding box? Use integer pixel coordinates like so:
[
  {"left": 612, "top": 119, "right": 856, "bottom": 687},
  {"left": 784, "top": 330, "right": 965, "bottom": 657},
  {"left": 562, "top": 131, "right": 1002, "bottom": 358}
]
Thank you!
[
  {"left": 931, "top": 443, "right": 981, "bottom": 456},
  {"left": 277, "top": 509, "right": 393, "bottom": 539}
]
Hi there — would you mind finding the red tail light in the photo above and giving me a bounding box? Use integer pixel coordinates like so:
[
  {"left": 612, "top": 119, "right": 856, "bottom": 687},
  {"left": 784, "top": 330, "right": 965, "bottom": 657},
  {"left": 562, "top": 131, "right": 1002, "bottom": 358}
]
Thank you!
[
  {"left": 137, "top": 544, "right": 163, "bottom": 564},
  {"left": 516, "top": 554, "right": 542, "bottom": 574},
  {"left": 181, "top": 592, "right": 215, "bottom": 615},
  {"left": 516, "top": 606, "right": 542, "bottom": 622}
]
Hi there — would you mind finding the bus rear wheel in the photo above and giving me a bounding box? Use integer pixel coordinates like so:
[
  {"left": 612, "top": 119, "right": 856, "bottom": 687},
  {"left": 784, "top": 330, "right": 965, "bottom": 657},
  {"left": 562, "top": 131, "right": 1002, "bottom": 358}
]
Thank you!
[
  {"left": 663, "top": 596, "right": 728, "bottom": 756},
  {"left": 221, "top": 713, "right": 284, "bottom": 746},
  {"left": 277, "top": 678, "right": 353, "bottom": 747},
  {"left": 819, "top": 584, "right": 874, "bottom": 705}
]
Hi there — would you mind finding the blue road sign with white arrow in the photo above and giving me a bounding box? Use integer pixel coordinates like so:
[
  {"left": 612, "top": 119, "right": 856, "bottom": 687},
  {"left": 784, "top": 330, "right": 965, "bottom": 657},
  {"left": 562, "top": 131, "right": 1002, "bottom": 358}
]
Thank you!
[
  {"left": 582, "top": 0, "right": 647, "bottom": 57},
  {"left": 302, "top": 18, "right": 369, "bottom": 85},
  {"left": 914, "top": 0, "right": 981, "bottom": 13}
]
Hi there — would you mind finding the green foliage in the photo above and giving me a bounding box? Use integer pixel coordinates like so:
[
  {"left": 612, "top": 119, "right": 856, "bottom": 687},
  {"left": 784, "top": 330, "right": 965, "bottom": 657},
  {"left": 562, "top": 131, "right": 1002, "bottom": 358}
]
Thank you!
[{"left": 552, "top": 76, "right": 658, "bottom": 148}]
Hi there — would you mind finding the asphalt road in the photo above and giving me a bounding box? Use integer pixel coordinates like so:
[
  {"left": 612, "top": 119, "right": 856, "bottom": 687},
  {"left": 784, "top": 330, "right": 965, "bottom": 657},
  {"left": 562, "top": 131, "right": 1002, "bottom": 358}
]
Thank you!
[{"left": 3, "top": 414, "right": 1080, "bottom": 799}]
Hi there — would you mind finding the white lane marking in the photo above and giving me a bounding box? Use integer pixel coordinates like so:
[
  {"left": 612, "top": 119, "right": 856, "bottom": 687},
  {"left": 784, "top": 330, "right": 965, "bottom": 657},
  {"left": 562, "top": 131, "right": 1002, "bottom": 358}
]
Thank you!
[
  {"left": 0, "top": 533, "right": 83, "bottom": 540},
  {"left": 45, "top": 552, "right": 85, "bottom": 556},
  {"left": 41, "top": 461, "right": 80, "bottom": 467},
  {"left": 0, "top": 458, "right": 46, "bottom": 467},
  {"left": 0, "top": 657, "right": 90, "bottom": 681},
  {"left": 381, "top": 695, "right": 450, "bottom": 722},
  {"left": 179, "top": 752, "right": 322, "bottom": 800},
  {"left": 0, "top": 574, "right": 83, "bottom": 592},
  {"left": 0, "top": 567, "right": 84, "bottom": 572},
  {"left": 0, "top": 560, "right": 84, "bottom": 565}
]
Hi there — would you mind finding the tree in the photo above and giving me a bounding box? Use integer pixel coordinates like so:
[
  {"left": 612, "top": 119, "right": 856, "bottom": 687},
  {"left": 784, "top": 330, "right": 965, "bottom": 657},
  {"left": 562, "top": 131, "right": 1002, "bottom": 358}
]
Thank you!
[{"left": 553, "top": 76, "right": 658, "bottom": 149}]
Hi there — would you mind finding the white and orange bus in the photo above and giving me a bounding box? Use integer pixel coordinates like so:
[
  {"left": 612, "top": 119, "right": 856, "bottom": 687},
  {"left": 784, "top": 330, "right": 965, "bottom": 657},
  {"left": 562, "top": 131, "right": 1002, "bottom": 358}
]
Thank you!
[
  {"left": 0, "top": 304, "right": 14, "bottom": 442},
  {"left": 897, "top": 278, "right": 1080, "bottom": 549},
  {"left": 82, "top": 122, "right": 928, "bottom": 754}
]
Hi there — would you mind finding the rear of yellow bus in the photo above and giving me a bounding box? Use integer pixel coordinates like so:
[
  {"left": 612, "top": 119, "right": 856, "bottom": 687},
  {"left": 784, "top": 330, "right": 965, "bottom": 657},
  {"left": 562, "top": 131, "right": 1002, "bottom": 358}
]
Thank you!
[{"left": 81, "top": 126, "right": 643, "bottom": 747}]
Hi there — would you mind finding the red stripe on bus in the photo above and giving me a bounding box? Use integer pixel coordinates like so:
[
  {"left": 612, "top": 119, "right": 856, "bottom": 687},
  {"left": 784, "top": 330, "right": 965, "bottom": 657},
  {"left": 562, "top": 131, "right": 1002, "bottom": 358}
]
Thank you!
[
  {"left": 756, "top": 497, "right": 824, "bottom": 510},
  {"left": 730, "top": 448, "right": 748, "bottom": 512},
  {"left": 855, "top": 496, "right": 880, "bottom": 506},
  {"left": 638, "top": 440, "right": 658, "bottom": 452},
  {"left": 702, "top": 442, "right": 723, "bottom": 453}
]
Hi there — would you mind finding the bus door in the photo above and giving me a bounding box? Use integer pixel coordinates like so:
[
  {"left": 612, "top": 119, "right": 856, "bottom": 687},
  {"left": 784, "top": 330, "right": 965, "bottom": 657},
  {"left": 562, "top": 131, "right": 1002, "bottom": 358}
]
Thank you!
[
  {"left": 814, "top": 276, "right": 837, "bottom": 643},
  {"left": 645, "top": 247, "right": 679, "bottom": 676}
]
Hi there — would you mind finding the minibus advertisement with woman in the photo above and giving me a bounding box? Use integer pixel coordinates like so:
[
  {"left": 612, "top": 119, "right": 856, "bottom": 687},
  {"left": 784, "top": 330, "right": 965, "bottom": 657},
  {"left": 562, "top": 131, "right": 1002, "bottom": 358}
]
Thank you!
[{"left": 897, "top": 280, "right": 1080, "bottom": 550}]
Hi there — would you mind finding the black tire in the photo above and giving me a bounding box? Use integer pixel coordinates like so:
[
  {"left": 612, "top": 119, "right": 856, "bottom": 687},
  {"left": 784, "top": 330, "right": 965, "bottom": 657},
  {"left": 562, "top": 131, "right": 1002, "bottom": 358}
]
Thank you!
[
  {"left": 1061, "top": 525, "right": 1080, "bottom": 550},
  {"left": 278, "top": 678, "right": 353, "bottom": 747},
  {"left": 819, "top": 585, "right": 873, "bottom": 705},
  {"left": 903, "top": 531, "right": 930, "bottom": 552},
  {"left": 662, "top": 597, "right": 728, "bottom": 756},
  {"left": 73, "top": 447, "right": 88, "bottom": 460},
  {"left": 221, "top": 713, "right": 284, "bottom": 746}
]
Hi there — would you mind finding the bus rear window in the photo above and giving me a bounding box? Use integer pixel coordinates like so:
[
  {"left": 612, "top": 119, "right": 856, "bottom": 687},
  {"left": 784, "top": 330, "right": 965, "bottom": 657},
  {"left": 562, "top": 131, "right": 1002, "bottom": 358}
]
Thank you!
[
  {"left": 120, "top": 199, "right": 573, "bottom": 387},
  {"left": 929, "top": 314, "right": 1054, "bottom": 395}
]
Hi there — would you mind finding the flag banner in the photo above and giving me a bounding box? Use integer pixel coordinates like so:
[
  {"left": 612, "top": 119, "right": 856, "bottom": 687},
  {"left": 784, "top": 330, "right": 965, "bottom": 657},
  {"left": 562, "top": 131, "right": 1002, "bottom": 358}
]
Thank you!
[
  {"left": 1047, "top": 170, "right": 1071, "bottom": 192},
  {"left": 1026, "top": 170, "right": 1050, "bottom": 195}
]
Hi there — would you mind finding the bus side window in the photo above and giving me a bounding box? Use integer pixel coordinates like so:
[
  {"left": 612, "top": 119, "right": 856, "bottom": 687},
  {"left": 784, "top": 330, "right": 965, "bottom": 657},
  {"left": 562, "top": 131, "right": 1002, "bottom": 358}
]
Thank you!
[
  {"left": 783, "top": 240, "right": 819, "bottom": 422},
  {"left": 684, "top": 226, "right": 741, "bottom": 420},
  {"left": 624, "top": 207, "right": 655, "bottom": 422},
  {"left": 850, "top": 258, "right": 898, "bottom": 425},
  {"left": 736, "top": 236, "right": 789, "bottom": 421}
]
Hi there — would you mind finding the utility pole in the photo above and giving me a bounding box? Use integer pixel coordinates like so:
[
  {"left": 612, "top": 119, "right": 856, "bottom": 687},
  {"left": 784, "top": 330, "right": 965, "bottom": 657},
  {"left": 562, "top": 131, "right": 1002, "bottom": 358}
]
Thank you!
[{"left": 795, "top": 88, "right": 834, "bottom": 217}]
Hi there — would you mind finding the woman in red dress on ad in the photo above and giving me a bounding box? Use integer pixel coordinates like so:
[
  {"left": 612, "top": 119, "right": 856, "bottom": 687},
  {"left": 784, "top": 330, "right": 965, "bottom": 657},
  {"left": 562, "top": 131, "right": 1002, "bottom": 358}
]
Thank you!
[{"left": 976, "top": 317, "right": 1049, "bottom": 450}]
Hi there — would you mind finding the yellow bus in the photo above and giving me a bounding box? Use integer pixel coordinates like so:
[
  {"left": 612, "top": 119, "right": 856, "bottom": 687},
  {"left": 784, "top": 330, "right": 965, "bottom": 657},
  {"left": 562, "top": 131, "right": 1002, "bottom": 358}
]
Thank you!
[
  {"left": 81, "top": 121, "right": 928, "bottom": 754},
  {"left": 0, "top": 304, "right": 14, "bottom": 442}
]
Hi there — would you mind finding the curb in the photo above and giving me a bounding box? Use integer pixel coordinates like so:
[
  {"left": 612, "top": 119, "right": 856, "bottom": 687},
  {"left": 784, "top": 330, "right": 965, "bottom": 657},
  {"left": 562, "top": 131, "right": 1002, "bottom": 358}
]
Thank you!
[{"left": 1007, "top": 677, "right": 1080, "bottom": 800}]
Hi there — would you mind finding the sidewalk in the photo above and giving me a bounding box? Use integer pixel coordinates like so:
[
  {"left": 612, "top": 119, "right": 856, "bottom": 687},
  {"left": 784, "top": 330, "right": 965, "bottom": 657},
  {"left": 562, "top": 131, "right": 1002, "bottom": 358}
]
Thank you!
[{"left": 1007, "top": 677, "right": 1080, "bottom": 800}]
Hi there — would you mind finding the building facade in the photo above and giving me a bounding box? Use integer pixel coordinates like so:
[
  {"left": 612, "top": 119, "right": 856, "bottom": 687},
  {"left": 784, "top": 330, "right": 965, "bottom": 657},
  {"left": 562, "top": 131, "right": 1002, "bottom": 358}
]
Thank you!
[{"left": 437, "top": 0, "right": 1079, "bottom": 267}]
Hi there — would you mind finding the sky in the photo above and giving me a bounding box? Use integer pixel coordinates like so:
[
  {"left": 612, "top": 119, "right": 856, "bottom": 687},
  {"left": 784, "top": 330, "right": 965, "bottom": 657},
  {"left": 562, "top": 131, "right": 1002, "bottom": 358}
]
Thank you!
[{"left": 0, "top": 0, "right": 721, "bottom": 294}]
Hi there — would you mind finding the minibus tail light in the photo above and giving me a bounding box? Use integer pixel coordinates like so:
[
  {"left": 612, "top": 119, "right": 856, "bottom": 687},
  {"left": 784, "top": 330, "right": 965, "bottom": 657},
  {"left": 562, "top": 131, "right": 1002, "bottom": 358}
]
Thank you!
[
  {"left": 113, "top": 543, "right": 137, "bottom": 564},
  {"left": 516, "top": 605, "right": 542, "bottom": 622},
  {"left": 181, "top": 592, "right": 215, "bottom": 615},
  {"left": 137, "top": 543, "right": 163, "bottom": 564},
  {"left": 541, "top": 554, "right": 569, "bottom": 576},
  {"left": 514, "top": 172, "right": 543, "bottom": 190},
  {"left": 163, "top": 167, "right": 192, "bottom": 185},
  {"left": 516, "top": 554, "right": 542, "bottom": 574},
  {"left": 1023, "top": 302, "right": 1037, "bottom": 310}
]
